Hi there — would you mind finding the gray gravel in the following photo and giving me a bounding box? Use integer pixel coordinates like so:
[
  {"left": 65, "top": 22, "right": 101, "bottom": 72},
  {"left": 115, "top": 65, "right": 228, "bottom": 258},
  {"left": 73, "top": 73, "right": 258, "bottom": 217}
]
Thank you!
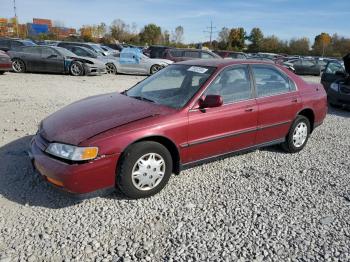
[{"left": 0, "top": 73, "right": 350, "bottom": 261}]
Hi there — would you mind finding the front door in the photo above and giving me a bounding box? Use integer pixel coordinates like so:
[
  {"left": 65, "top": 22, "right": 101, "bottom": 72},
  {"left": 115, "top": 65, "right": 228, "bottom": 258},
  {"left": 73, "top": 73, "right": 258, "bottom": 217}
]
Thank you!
[
  {"left": 40, "top": 47, "right": 64, "bottom": 73},
  {"left": 251, "top": 65, "right": 302, "bottom": 144},
  {"left": 186, "top": 65, "right": 258, "bottom": 163}
]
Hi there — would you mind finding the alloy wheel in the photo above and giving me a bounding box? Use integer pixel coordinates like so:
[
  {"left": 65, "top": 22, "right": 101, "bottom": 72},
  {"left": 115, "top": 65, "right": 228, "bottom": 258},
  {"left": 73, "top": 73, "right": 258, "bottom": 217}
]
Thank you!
[
  {"left": 131, "top": 153, "right": 165, "bottom": 191},
  {"left": 12, "top": 60, "right": 24, "bottom": 73},
  {"left": 151, "top": 64, "right": 161, "bottom": 74},
  {"left": 71, "top": 63, "right": 82, "bottom": 76},
  {"left": 292, "top": 122, "right": 308, "bottom": 148},
  {"left": 106, "top": 63, "right": 117, "bottom": 74}
]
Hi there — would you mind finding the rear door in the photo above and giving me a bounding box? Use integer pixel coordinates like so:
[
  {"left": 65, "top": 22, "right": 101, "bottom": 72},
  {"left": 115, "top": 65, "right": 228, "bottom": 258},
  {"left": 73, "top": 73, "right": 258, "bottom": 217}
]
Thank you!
[
  {"left": 187, "top": 65, "right": 258, "bottom": 163},
  {"left": 321, "top": 61, "right": 345, "bottom": 91},
  {"left": 251, "top": 65, "right": 302, "bottom": 144},
  {"left": 22, "top": 46, "right": 43, "bottom": 71}
]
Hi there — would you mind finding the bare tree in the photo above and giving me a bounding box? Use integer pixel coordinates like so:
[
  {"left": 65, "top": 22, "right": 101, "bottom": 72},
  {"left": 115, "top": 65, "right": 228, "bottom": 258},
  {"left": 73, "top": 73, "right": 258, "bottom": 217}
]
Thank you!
[{"left": 172, "top": 26, "right": 184, "bottom": 43}]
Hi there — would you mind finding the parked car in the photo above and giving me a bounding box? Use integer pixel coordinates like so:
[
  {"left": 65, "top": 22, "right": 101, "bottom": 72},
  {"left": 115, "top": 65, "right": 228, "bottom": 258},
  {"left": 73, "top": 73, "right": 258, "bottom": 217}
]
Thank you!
[
  {"left": 321, "top": 54, "right": 350, "bottom": 108},
  {"left": 0, "top": 38, "right": 36, "bottom": 51},
  {"left": 29, "top": 59, "right": 327, "bottom": 198},
  {"left": 214, "top": 51, "right": 247, "bottom": 59},
  {"left": 104, "top": 43, "right": 123, "bottom": 52},
  {"left": 0, "top": 50, "right": 12, "bottom": 74},
  {"left": 8, "top": 45, "right": 106, "bottom": 76},
  {"left": 59, "top": 45, "right": 119, "bottom": 74},
  {"left": 57, "top": 42, "right": 108, "bottom": 56},
  {"left": 284, "top": 59, "right": 321, "bottom": 76},
  {"left": 101, "top": 45, "right": 119, "bottom": 57},
  {"left": 163, "top": 48, "right": 222, "bottom": 62}
]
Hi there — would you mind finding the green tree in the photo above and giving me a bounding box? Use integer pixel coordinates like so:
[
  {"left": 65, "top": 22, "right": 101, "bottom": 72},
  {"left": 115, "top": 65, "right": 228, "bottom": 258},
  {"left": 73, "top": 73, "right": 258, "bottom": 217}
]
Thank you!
[
  {"left": 228, "top": 27, "right": 246, "bottom": 50},
  {"left": 260, "top": 35, "right": 288, "bottom": 53},
  {"left": 139, "top": 23, "right": 162, "bottom": 45},
  {"left": 217, "top": 27, "right": 230, "bottom": 50},
  {"left": 289, "top": 37, "right": 310, "bottom": 55},
  {"left": 248, "top": 27, "right": 264, "bottom": 52}
]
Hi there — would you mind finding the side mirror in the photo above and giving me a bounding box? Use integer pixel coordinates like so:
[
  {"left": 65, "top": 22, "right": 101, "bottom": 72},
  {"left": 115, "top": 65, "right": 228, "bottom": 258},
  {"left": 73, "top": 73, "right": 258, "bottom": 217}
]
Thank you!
[{"left": 199, "top": 95, "right": 223, "bottom": 109}]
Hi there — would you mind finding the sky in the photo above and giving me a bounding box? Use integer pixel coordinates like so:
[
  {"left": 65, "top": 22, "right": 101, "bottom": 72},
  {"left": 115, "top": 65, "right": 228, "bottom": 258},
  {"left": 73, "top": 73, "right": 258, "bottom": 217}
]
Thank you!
[{"left": 1, "top": 0, "right": 349, "bottom": 43}]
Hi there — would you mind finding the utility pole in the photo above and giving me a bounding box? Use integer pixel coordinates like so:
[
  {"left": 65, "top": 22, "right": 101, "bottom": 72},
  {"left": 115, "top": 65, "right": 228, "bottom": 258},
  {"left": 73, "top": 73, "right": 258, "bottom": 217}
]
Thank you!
[
  {"left": 13, "top": 0, "right": 19, "bottom": 37},
  {"left": 203, "top": 21, "right": 217, "bottom": 46}
]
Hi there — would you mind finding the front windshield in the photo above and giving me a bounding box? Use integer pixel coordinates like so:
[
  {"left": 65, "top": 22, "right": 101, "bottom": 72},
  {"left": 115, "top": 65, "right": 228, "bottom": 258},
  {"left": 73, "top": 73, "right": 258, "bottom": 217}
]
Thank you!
[{"left": 126, "top": 64, "right": 216, "bottom": 108}]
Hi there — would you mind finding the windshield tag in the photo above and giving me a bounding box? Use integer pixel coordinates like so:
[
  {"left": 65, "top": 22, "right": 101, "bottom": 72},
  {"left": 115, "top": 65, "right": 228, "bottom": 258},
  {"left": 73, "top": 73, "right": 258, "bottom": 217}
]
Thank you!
[{"left": 187, "top": 66, "right": 208, "bottom": 74}]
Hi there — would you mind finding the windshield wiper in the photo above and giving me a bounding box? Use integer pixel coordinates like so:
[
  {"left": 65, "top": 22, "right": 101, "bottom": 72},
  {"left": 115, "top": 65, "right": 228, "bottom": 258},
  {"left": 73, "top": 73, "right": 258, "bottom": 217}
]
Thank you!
[{"left": 130, "top": 96, "right": 156, "bottom": 103}]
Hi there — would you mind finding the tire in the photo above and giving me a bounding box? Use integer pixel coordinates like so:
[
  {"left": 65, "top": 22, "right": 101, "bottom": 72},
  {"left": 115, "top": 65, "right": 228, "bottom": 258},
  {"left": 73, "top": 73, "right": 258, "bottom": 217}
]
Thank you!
[
  {"left": 150, "top": 64, "right": 162, "bottom": 75},
  {"left": 282, "top": 115, "right": 310, "bottom": 153},
  {"left": 70, "top": 61, "right": 84, "bottom": 76},
  {"left": 0, "top": 71, "right": 5, "bottom": 75},
  {"left": 12, "top": 59, "right": 26, "bottom": 73},
  {"left": 117, "top": 141, "right": 173, "bottom": 199},
  {"left": 106, "top": 63, "right": 117, "bottom": 74}
]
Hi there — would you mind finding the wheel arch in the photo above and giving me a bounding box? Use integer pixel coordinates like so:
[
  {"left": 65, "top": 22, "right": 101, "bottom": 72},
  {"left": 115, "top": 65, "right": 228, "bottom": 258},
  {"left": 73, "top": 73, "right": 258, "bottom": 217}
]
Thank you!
[
  {"left": 297, "top": 108, "right": 315, "bottom": 132},
  {"left": 117, "top": 135, "right": 181, "bottom": 177}
]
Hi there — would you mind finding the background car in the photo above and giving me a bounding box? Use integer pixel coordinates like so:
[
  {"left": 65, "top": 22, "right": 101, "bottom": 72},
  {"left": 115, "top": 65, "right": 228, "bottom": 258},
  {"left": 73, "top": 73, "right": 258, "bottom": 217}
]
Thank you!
[
  {"left": 8, "top": 45, "right": 106, "bottom": 76},
  {"left": 0, "top": 38, "right": 36, "bottom": 51},
  {"left": 163, "top": 48, "right": 222, "bottom": 62},
  {"left": 284, "top": 58, "right": 322, "bottom": 76},
  {"left": 100, "top": 45, "right": 119, "bottom": 57},
  {"left": 214, "top": 51, "right": 247, "bottom": 59},
  {"left": 61, "top": 45, "right": 119, "bottom": 74},
  {"left": 321, "top": 55, "right": 350, "bottom": 108},
  {"left": 57, "top": 42, "right": 108, "bottom": 56},
  {"left": 0, "top": 50, "right": 12, "bottom": 74},
  {"left": 143, "top": 45, "right": 168, "bottom": 58}
]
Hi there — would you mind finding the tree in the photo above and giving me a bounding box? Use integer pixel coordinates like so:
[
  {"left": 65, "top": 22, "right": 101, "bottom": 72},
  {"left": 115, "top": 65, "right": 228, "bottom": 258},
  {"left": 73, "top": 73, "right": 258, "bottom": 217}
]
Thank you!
[
  {"left": 96, "top": 22, "right": 107, "bottom": 38},
  {"left": 79, "top": 25, "right": 94, "bottom": 42},
  {"left": 313, "top": 32, "right": 331, "bottom": 56},
  {"left": 228, "top": 27, "right": 246, "bottom": 50},
  {"left": 139, "top": 23, "right": 161, "bottom": 45},
  {"left": 217, "top": 27, "right": 230, "bottom": 49},
  {"left": 289, "top": 37, "right": 310, "bottom": 55},
  {"left": 110, "top": 19, "right": 128, "bottom": 41},
  {"left": 161, "top": 30, "right": 170, "bottom": 45},
  {"left": 172, "top": 26, "right": 184, "bottom": 43},
  {"left": 248, "top": 27, "right": 264, "bottom": 52},
  {"left": 260, "top": 35, "right": 288, "bottom": 53}
]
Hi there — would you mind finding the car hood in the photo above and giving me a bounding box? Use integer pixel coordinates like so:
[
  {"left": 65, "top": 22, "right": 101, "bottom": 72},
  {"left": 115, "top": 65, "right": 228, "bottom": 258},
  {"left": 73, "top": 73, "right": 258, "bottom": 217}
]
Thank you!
[
  {"left": 40, "top": 93, "right": 174, "bottom": 145},
  {"left": 343, "top": 53, "right": 350, "bottom": 73}
]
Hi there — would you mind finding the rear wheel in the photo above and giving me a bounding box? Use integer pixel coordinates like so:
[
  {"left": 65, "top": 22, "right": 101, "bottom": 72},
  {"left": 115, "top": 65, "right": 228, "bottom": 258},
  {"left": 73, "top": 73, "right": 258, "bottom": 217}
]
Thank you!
[
  {"left": 282, "top": 115, "right": 310, "bottom": 153},
  {"left": 70, "top": 61, "right": 84, "bottom": 76},
  {"left": 117, "top": 141, "right": 173, "bottom": 198},
  {"left": 0, "top": 71, "right": 5, "bottom": 75},
  {"left": 106, "top": 63, "right": 117, "bottom": 74},
  {"left": 150, "top": 64, "right": 162, "bottom": 75},
  {"left": 12, "top": 59, "right": 26, "bottom": 73}
]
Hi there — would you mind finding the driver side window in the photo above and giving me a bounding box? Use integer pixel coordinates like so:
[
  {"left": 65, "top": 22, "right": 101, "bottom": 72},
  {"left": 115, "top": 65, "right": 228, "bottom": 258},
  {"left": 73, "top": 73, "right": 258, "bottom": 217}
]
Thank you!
[
  {"left": 204, "top": 66, "right": 252, "bottom": 104},
  {"left": 325, "top": 62, "right": 345, "bottom": 74}
]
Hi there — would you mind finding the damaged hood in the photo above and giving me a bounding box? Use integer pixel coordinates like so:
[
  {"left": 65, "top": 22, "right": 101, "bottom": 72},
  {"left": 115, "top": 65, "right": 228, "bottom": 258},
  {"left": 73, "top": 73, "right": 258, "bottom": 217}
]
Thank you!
[
  {"left": 343, "top": 53, "right": 350, "bottom": 74},
  {"left": 40, "top": 92, "right": 174, "bottom": 145}
]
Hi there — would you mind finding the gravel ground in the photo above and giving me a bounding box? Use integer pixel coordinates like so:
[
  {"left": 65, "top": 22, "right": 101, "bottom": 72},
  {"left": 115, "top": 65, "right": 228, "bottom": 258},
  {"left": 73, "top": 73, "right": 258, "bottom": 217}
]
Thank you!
[{"left": 0, "top": 73, "right": 349, "bottom": 262}]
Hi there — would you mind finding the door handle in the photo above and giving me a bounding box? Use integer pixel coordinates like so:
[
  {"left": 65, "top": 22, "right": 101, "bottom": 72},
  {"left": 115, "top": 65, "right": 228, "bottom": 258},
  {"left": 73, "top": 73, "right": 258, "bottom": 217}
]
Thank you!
[
  {"left": 245, "top": 108, "right": 254, "bottom": 112},
  {"left": 291, "top": 98, "right": 298, "bottom": 103}
]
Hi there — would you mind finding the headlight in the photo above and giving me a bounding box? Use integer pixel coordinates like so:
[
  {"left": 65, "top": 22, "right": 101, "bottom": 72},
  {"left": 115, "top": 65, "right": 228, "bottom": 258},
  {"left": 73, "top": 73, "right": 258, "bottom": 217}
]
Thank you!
[
  {"left": 330, "top": 83, "right": 339, "bottom": 92},
  {"left": 46, "top": 143, "right": 98, "bottom": 161}
]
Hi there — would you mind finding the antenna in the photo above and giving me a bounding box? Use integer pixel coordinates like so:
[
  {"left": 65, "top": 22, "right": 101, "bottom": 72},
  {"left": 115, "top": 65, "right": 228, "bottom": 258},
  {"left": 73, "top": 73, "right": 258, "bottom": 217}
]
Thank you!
[
  {"left": 13, "top": 0, "right": 19, "bottom": 37},
  {"left": 203, "top": 21, "right": 218, "bottom": 46}
]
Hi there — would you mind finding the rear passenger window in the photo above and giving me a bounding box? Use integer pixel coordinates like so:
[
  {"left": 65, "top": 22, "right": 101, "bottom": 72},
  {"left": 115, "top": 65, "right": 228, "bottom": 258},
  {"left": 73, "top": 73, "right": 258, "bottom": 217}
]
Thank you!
[
  {"left": 252, "top": 66, "right": 293, "bottom": 97},
  {"left": 204, "top": 66, "right": 252, "bottom": 104}
]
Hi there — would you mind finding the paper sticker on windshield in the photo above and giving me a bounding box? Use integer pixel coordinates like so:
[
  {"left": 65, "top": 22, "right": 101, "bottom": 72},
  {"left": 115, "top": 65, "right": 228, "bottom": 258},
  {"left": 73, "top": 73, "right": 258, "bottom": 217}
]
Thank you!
[{"left": 187, "top": 66, "right": 208, "bottom": 74}]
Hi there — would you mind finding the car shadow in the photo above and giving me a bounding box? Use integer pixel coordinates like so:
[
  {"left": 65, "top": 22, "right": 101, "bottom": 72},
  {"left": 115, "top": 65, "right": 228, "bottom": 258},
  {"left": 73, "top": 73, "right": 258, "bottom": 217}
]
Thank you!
[
  {"left": 327, "top": 105, "right": 350, "bottom": 118},
  {"left": 0, "top": 136, "right": 118, "bottom": 209}
]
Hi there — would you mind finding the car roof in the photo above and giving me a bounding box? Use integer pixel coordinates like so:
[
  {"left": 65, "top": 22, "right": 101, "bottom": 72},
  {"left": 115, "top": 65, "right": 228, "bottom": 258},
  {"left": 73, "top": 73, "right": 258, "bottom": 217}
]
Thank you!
[{"left": 176, "top": 59, "right": 275, "bottom": 68}]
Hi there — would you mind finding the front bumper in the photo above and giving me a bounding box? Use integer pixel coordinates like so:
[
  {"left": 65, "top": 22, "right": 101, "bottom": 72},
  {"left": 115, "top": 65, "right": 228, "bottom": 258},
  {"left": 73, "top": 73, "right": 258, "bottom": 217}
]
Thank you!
[
  {"left": 29, "top": 135, "right": 120, "bottom": 194},
  {"left": 84, "top": 64, "right": 107, "bottom": 76},
  {"left": 328, "top": 87, "right": 350, "bottom": 108}
]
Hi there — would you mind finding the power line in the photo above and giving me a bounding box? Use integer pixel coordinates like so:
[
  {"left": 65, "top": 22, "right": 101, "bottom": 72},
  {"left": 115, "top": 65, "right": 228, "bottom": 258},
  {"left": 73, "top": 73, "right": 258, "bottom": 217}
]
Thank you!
[{"left": 203, "top": 21, "right": 218, "bottom": 46}]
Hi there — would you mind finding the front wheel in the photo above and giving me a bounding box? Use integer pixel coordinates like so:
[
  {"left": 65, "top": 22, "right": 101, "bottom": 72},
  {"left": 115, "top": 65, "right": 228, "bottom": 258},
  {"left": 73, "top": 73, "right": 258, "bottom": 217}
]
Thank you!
[
  {"left": 282, "top": 115, "right": 310, "bottom": 153},
  {"left": 70, "top": 61, "right": 84, "bottom": 76},
  {"left": 117, "top": 141, "right": 173, "bottom": 198},
  {"left": 106, "top": 63, "right": 117, "bottom": 74}
]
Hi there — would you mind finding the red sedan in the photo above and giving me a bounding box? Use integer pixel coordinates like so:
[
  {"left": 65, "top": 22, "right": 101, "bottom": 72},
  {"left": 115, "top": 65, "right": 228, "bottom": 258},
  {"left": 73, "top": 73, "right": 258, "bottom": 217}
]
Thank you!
[
  {"left": 0, "top": 50, "right": 12, "bottom": 74},
  {"left": 30, "top": 59, "right": 327, "bottom": 198}
]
